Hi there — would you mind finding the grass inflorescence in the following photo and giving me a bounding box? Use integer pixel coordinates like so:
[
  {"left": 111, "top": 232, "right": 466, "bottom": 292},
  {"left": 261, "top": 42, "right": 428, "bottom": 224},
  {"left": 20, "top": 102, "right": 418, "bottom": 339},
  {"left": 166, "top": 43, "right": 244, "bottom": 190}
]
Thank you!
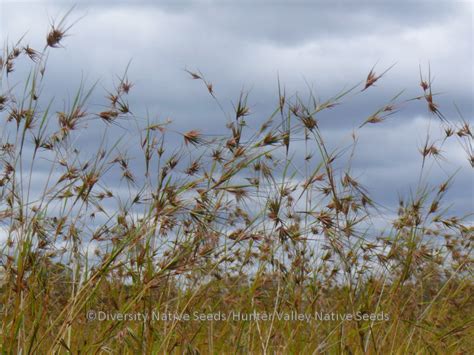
[{"left": 0, "top": 13, "right": 472, "bottom": 354}]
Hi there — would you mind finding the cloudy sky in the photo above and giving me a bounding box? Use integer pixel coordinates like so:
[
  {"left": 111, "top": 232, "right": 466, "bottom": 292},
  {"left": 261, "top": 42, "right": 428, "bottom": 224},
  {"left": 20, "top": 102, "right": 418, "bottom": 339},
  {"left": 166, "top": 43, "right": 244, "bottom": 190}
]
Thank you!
[{"left": 1, "top": 0, "right": 472, "bottom": 221}]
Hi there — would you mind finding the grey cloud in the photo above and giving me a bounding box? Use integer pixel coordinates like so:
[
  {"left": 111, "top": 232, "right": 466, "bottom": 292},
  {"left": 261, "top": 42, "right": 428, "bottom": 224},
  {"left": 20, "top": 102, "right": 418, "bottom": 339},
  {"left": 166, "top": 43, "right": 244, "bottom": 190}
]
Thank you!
[{"left": 1, "top": 0, "right": 472, "bottom": 218}]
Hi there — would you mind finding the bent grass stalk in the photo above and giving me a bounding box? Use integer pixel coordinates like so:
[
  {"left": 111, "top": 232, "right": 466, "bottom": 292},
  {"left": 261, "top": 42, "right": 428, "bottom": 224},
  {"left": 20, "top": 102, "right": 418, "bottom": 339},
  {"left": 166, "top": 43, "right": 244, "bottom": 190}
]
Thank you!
[{"left": 0, "top": 11, "right": 472, "bottom": 354}]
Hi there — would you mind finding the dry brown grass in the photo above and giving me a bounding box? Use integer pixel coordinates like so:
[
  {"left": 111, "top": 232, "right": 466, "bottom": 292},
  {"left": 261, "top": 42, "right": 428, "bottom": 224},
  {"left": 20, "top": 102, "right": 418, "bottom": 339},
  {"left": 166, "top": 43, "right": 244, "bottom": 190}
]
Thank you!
[{"left": 0, "top": 13, "right": 472, "bottom": 354}]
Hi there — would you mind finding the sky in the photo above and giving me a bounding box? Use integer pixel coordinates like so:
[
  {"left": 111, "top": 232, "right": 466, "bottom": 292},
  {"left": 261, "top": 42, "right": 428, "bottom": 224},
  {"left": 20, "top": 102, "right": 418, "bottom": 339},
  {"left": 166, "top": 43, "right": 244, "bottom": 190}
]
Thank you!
[{"left": 0, "top": 0, "right": 473, "bottom": 225}]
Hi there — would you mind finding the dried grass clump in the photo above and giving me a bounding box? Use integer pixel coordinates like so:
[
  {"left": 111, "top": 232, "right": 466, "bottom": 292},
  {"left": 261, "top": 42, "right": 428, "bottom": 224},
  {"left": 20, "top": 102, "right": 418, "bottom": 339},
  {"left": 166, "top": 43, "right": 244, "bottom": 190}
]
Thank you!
[{"left": 0, "top": 11, "right": 472, "bottom": 354}]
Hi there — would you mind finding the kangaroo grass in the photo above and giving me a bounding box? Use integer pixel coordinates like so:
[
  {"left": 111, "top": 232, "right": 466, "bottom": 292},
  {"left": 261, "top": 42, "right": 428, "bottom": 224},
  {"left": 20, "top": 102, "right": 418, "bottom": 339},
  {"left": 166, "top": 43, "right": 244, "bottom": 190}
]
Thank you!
[{"left": 0, "top": 11, "right": 472, "bottom": 354}]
